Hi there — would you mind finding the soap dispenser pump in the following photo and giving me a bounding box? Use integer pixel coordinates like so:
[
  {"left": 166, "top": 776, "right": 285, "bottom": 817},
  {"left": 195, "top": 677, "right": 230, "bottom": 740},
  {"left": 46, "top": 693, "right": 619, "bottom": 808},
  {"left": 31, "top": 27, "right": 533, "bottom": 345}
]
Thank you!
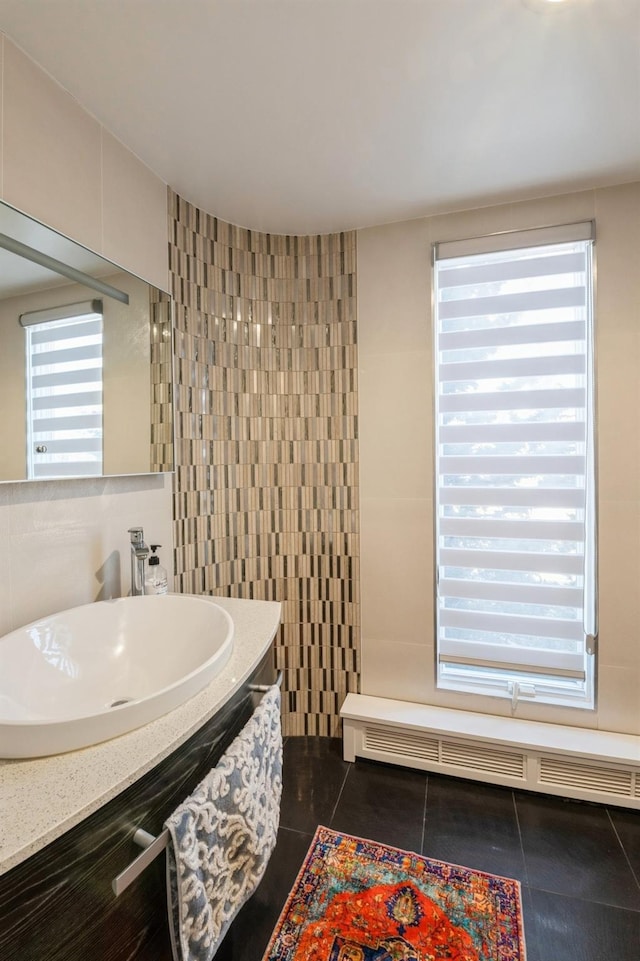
[{"left": 144, "top": 544, "right": 168, "bottom": 595}]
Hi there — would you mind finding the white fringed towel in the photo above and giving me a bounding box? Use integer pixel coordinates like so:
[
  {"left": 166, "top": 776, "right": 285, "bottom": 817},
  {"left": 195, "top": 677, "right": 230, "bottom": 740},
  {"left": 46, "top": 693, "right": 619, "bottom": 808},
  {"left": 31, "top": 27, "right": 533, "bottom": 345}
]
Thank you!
[{"left": 165, "top": 685, "right": 283, "bottom": 961}]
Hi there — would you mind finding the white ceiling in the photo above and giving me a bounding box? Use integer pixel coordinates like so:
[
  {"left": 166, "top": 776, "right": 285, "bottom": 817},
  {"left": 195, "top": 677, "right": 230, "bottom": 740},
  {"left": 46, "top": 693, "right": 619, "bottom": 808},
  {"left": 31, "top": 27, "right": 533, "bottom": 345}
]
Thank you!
[{"left": 0, "top": 0, "right": 638, "bottom": 235}]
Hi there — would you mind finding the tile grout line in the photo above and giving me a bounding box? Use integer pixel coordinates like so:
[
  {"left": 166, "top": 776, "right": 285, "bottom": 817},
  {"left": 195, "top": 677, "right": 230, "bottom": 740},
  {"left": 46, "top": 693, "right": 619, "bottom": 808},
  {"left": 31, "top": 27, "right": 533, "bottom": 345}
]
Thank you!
[
  {"left": 510, "top": 789, "right": 536, "bottom": 958},
  {"left": 511, "top": 790, "right": 531, "bottom": 888},
  {"left": 328, "top": 761, "right": 352, "bottom": 825},
  {"left": 420, "top": 774, "right": 429, "bottom": 855},
  {"left": 525, "top": 883, "right": 640, "bottom": 915},
  {"left": 276, "top": 824, "right": 315, "bottom": 840},
  {"left": 606, "top": 808, "right": 640, "bottom": 896}
]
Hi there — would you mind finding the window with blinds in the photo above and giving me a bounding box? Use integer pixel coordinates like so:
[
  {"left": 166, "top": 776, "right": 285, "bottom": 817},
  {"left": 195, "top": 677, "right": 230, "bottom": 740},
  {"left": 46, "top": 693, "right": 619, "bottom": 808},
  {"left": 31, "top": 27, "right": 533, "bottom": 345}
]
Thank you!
[
  {"left": 433, "top": 223, "right": 596, "bottom": 708},
  {"left": 22, "top": 301, "right": 103, "bottom": 479}
]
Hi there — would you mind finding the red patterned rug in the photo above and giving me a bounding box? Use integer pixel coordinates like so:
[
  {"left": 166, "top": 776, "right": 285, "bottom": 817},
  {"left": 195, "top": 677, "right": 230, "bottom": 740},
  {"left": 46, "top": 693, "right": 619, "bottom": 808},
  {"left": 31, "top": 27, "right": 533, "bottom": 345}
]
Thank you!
[{"left": 262, "top": 826, "right": 526, "bottom": 961}]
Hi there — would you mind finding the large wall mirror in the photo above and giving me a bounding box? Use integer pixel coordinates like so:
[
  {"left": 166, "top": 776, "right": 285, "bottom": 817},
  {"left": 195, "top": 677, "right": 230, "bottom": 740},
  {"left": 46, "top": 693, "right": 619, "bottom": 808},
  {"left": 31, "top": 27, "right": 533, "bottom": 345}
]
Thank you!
[{"left": 0, "top": 201, "right": 173, "bottom": 482}]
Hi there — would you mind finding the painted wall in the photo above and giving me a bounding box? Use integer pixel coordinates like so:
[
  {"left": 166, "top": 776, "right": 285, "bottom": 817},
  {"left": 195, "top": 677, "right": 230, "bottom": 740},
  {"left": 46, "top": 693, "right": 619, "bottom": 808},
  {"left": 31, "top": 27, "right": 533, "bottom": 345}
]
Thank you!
[
  {"left": 357, "top": 184, "right": 640, "bottom": 737},
  {"left": 0, "top": 34, "right": 174, "bottom": 635}
]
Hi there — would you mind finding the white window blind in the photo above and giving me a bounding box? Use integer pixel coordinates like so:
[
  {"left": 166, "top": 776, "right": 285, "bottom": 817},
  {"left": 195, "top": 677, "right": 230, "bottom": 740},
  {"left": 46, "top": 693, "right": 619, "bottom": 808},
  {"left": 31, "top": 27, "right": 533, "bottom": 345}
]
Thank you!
[
  {"left": 22, "top": 301, "right": 103, "bottom": 479},
  {"left": 433, "top": 223, "right": 596, "bottom": 706}
]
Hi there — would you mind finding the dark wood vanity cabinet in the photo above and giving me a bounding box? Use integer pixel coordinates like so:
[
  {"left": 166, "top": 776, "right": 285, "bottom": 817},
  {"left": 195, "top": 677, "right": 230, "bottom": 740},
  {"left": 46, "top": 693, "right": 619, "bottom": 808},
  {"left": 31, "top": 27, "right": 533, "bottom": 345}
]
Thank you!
[{"left": 0, "top": 653, "right": 273, "bottom": 961}]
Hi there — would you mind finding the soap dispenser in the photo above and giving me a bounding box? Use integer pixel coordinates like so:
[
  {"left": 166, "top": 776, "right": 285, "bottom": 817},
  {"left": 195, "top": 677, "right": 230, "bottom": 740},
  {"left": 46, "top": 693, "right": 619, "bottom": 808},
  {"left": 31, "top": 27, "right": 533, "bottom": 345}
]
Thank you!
[{"left": 145, "top": 545, "right": 168, "bottom": 595}]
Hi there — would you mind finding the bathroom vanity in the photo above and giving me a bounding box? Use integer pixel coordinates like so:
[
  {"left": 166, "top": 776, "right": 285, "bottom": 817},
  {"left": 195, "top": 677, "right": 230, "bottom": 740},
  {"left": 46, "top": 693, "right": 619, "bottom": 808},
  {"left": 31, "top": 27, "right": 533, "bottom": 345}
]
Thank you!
[{"left": 0, "top": 595, "right": 281, "bottom": 961}]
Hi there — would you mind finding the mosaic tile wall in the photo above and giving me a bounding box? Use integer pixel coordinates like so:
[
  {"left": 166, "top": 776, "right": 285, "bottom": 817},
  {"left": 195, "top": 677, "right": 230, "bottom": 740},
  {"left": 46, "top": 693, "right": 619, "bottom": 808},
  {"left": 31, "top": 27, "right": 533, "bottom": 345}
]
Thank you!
[
  {"left": 168, "top": 192, "right": 360, "bottom": 735},
  {"left": 150, "top": 289, "right": 175, "bottom": 473}
]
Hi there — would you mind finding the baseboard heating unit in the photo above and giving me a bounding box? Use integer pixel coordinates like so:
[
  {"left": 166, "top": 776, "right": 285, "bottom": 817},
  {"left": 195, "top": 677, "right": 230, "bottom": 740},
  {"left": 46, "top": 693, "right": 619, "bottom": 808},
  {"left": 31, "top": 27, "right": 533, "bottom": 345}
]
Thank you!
[{"left": 340, "top": 694, "right": 640, "bottom": 810}]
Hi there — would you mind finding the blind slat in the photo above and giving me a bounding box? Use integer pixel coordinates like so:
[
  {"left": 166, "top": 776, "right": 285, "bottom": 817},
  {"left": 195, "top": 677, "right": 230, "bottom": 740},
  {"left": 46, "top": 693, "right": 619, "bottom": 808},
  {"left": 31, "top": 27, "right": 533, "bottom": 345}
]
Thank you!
[
  {"left": 32, "top": 413, "right": 102, "bottom": 433},
  {"left": 439, "top": 644, "right": 586, "bottom": 679},
  {"left": 439, "top": 578, "right": 583, "bottom": 608},
  {"left": 441, "top": 353, "right": 585, "bottom": 382},
  {"left": 439, "top": 319, "right": 585, "bottom": 351},
  {"left": 439, "top": 454, "right": 585, "bottom": 475},
  {"left": 33, "top": 368, "right": 102, "bottom": 390},
  {"left": 32, "top": 391, "right": 103, "bottom": 411},
  {"left": 437, "top": 251, "right": 586, "bottom": 288},
  {"left": 32, "top": 438, "right": 103, "bottom": 455},
  {"left": 439, "top": 387, "right": 585, "bottom": 413},
  {"left": 439, "top": 517, "right": 584, "bottom": 541},
  {"left": 30, "top": 343, "right": 102, "bottom": 368},
  {"left": 440, "top": 608, "right": 584, "bottom": 641},
  {"left": 440, "top": 422, "right": 585, "bottom": 444},
  {"left": 31, "top": 461, "right": 101, "bottom": 478},
  {"left": 438, "top": 286, "right": 585, "bottom": 321},
  {"left": 439, "top": 548, "right": 584, "bottom": 577},
  {"left": 439, "top": 487, "right": 585, "bottom": 508},
  {"left": 29, "top": 319, "right": 102, "bottom": 346}
]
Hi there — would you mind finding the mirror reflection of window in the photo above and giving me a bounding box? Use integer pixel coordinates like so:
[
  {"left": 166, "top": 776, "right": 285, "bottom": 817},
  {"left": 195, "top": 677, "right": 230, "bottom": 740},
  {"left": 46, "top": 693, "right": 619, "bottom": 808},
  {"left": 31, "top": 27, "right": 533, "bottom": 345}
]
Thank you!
[
  {"left": 21, "top": 300, "right": 104, "bottom": 479},
  {"left": 0, "top": 201, "right": 174, "bottom": 483}
]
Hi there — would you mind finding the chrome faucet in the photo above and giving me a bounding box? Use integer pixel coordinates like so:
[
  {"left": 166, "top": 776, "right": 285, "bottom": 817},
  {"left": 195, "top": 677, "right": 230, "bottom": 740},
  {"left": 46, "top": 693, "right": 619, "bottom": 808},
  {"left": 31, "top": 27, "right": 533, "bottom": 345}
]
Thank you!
[{"left": 128, "top": 527, "right": 149, "bottom": 596}]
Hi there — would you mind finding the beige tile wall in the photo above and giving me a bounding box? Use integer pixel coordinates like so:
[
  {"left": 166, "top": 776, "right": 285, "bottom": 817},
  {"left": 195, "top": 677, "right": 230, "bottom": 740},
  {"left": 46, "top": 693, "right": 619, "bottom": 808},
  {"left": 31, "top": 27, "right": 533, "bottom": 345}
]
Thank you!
[
  {"left": 0, "top": 33, "right": 174, "bottom": 637},
  {"left": 0, "top": 475, "right": 174, "bottom": 638},
  {"left": 0, "top": 34, "right": 168, "bottom": 292},
  {"left": 2, "top": 34, "right": 103, "bottom": 254},
  {"left": 358, "top": 184, "right": 640, "bottom": 736},
  {"left": 101, "top": 130, "right": 169, "bottom": 289},
  {"left": 168, "top": 193, "right": 360, "bottom": 735}
]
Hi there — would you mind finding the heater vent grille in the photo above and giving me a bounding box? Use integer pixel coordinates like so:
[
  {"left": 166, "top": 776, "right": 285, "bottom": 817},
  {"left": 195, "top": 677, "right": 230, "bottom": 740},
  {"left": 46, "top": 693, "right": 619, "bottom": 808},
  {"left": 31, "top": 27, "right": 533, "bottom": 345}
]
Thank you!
[
  {"left": 362, "top": 726, "right": 527, "bottom": 778},
  {"left": 364, "top": 726, "right": 439, "bottom": 762},
  {"left": 441, "top": 740, "right": 526, "bottom": 779},
  {"left": 539, "top": 756, "right": 634, "bottom": 797}
]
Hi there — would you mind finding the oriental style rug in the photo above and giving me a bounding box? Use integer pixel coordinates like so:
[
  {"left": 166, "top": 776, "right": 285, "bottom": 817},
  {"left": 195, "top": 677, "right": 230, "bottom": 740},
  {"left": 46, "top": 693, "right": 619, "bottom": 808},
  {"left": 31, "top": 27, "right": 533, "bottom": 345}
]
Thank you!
[{"left": 261, "top": 826, "right": 526, "bottom": 961}]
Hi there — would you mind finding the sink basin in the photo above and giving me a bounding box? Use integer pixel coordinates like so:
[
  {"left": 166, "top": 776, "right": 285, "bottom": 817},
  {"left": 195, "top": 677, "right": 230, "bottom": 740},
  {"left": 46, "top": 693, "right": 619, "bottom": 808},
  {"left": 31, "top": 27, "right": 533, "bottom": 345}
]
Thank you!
[{"left": 0, "top": 594, "right": 234, "bottom": 758}]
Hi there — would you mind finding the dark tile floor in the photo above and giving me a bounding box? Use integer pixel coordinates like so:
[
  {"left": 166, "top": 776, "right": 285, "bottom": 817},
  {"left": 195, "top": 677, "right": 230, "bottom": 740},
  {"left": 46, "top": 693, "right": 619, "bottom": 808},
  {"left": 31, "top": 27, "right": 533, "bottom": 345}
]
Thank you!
[{"left": 218, "top": 737, "right": 640, "bottom": 961}]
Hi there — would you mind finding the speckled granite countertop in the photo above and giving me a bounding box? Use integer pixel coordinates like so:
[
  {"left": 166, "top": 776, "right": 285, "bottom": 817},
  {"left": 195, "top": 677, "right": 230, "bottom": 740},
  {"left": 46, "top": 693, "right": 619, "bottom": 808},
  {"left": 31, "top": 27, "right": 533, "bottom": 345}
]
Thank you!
[{"left": 0, "top": 595, "right": 281, "bottom": 875}]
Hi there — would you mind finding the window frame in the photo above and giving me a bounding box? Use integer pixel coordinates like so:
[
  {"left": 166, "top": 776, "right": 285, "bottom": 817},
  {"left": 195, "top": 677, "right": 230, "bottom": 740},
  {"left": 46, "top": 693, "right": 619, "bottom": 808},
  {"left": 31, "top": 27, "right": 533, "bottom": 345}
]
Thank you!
[
  {"left": 22, "top": 300, "right": 104, "bottom": 480},
  {"left": 431, "top": 222, "right": 597, "bottom": 711}
]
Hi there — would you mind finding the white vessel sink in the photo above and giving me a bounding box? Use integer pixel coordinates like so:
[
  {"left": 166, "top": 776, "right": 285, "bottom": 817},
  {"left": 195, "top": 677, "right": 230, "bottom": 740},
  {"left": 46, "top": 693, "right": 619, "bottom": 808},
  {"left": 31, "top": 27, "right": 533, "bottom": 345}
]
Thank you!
[{"left": 0, "top": 594, "right": 234, "bottom": 758}]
